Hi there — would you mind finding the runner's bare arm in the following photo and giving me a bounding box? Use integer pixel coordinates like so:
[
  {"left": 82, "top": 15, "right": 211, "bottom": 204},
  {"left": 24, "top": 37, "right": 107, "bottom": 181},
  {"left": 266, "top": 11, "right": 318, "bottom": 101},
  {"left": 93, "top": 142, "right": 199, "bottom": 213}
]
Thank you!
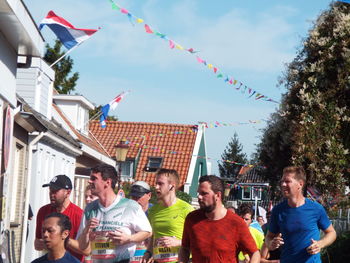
[
  {"left": 77, "top": 218, "right": 99, "bottom": 252},
  {"left": 307, "top": 224, "right": 336, "bottom": 255},
  {"left": 178, "top": 246, "right": 190, "bottom": 263},
  {"left": 68, "top": 238, "right": 91, "bottom": 256},
  {"left": 108, "top": 229, "right": 152, "bottom": 245},
  {"left": 156, "top": 236, "right": 181, "bottom": 247},
  {"left": 249, "top": 250, "right": 261, "bottom": 263},
  {"left": 260, "top": 243, "right": 280, "bottom": 263},
  {"left": 265, "top": 231, "right": 284, "bottom": 251},
  {"left": 142, "top": 236, "right": 154, "bottom": 263}
]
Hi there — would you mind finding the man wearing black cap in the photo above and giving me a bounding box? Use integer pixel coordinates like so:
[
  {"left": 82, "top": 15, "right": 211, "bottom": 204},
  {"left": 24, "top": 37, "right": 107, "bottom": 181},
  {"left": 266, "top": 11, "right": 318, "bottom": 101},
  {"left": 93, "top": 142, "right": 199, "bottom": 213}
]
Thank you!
[
  {"left": 129, "top": 181, "right": 153, "bottom": 215},
  {"left": 35, "top": 175, "right": 85, "bottom": 261}
]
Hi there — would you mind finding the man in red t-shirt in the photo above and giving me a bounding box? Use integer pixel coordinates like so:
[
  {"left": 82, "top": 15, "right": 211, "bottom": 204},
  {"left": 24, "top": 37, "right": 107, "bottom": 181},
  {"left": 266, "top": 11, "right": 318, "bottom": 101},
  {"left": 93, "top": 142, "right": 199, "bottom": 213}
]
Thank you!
[
  {"left": 178, "top": 175, "right": 260, "bottom": 263},
  {"left": 35, "top": 174, "right": 88, "bottom": 261}
]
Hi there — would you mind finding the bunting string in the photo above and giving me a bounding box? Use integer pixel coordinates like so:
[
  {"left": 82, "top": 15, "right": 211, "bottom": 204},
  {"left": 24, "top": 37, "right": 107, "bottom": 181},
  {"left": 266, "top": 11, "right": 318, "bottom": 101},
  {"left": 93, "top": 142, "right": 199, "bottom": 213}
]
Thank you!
[
  {"left": 107, "top": 0, "right": 279, "bottom": 104},
  {"left": 116, "top": 119, "right": 263, "bottom": 142},
  {"left": 117, "top": 138, "right": 263, "bottom": 168},
  {"left": 200, "top": 120, "right": 265, "bottom": 128}
]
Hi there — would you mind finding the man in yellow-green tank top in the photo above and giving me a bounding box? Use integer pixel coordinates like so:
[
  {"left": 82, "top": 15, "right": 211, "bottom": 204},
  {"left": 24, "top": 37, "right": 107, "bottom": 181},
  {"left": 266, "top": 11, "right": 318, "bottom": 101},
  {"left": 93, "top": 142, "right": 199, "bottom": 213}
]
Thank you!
[{"left": 142, "top": 169, "right": 194, "bottom": 263}]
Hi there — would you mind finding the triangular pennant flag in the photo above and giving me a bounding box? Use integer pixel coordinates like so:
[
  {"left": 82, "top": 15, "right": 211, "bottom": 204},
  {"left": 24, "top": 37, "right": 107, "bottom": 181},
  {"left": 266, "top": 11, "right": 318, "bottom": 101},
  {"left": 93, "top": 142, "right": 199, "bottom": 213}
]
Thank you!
[
  {"left": 155, "top": 32, "right": 166, "bottom": 38},
  {"left": 144, "top": 24, "right": 153, "bottom": 33},
  {"left": 136, "top": 18, "right": 144, "bottom": 23},
  {"left": 169, "top": 40, "right": 175, "bottom": 49},
  {"left": 175, "top": 44, "right": 184, "bottom": 50},
  {"left": 248, "top": 91, "right": 256, "bottom": 98},
  {"left": 196, "top": 56, "right": 204, "bottom": 63},
  {"left": 111, "top": 3, "right": 120, "bottom": 10},
  {"left": 187, "top": 48, "right": 197, "bottom": 53},
  {"left": 120, "top": 8, "right": 129, "bottom": 14}
]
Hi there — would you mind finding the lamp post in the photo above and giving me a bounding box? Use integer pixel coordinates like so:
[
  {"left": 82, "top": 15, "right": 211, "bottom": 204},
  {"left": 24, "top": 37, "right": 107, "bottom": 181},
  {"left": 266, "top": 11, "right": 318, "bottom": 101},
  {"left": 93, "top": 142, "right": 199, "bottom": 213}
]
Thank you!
[{"left": 115, "top": 140, "right": 130, "bottom": 183}]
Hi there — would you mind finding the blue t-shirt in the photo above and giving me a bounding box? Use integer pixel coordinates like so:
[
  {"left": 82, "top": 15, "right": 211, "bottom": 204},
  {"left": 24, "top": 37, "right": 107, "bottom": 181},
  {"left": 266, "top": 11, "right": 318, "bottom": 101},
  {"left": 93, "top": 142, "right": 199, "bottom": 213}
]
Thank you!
[
  {"left": 269, "top": 198, "right": 331, "bottom": 263},
  {"left": 31, "top": 252, "right": 80, "bottom": 263}
]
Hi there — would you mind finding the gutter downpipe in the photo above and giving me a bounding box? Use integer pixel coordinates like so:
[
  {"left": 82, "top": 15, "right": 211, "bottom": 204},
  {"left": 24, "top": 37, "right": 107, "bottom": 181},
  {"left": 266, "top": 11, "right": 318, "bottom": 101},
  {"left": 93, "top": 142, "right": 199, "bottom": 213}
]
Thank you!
[{"left": 19, "top": 132, "right": 44, "bottom": 263}]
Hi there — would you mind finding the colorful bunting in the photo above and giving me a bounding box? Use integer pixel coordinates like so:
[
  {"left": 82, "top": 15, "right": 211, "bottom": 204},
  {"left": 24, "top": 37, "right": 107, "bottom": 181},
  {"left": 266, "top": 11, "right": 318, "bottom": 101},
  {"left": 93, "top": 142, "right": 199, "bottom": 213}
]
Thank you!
[
  {"left": 106, "top": 0, "right": 279, "bottom": 104},
  {"left": 144, "top": 24, "right": 153, "bottom": 34}
]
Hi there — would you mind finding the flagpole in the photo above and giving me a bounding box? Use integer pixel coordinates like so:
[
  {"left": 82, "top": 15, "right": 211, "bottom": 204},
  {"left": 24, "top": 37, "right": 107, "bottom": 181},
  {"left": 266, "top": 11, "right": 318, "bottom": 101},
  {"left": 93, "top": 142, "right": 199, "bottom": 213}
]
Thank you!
[
  {"left": 49, "top": 43, "right": 82, "bottom": 68},
  {"left": 49, "top": 28, "right": 101, "bottom": 68}
]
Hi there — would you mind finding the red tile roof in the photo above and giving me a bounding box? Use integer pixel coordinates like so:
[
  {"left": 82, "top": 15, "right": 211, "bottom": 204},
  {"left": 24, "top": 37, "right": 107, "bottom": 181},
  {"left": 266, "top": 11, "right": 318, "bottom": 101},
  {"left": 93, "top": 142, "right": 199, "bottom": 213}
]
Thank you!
[
  {"left": 89, "top": 121, "right": 199, "bottom": 188},
  {"left": 52, "top": 104, "right": 110, "bottom": 157}
]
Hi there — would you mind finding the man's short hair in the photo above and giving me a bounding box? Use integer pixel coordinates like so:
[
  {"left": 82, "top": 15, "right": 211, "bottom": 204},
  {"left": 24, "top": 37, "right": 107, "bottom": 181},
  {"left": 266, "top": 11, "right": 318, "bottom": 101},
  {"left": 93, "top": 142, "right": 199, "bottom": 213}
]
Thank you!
[
  {"left": 238, "top": 203, "right": 253, "bottom": 217},
  {"left": 155, "top": 168, "right": 180, "bottom": 189},
  {"left": 44, "top": 212, "right": 71, "bottom": 248},
  {"left": 91, "top": 164, "right": 119, "bottom": 189},
  {"left": 198, "top": 175, "right": 224, "bottom": 200},
  {"left": 283, "top": 166, "right": 306, "bottom": 185}
]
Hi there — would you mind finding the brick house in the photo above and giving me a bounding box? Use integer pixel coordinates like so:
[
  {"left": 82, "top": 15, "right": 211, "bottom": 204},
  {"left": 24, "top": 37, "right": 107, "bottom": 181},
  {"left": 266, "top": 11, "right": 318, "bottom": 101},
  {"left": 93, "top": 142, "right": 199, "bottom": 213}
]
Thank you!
[{"left": 89, "top": 121, "right": 208, "bottom": 197}]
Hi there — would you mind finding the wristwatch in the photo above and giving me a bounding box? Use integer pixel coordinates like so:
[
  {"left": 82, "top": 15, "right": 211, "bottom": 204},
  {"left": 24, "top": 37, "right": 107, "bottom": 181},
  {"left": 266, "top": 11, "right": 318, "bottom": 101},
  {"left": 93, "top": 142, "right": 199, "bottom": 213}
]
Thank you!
[{"left": 144, "top": 250, "right": 153, "bottom": 257}]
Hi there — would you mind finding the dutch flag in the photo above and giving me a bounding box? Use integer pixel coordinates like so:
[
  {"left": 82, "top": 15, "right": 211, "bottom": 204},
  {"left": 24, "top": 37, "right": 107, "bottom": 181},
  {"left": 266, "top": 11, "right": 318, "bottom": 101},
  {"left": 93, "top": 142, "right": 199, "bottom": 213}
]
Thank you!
[
  {"left": 39, "top": 11, "right": 98, "bottom": 49},
  {"left": 100, "top": 91, "right": 129, "bottom": 128}
]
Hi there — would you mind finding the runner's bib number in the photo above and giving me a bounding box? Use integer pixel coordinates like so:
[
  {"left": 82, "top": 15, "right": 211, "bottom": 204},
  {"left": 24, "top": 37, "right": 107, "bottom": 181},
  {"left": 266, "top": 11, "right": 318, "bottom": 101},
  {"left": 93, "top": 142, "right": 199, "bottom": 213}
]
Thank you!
[
  {"left": 130, "top": 243, "right": 147, "bottom": 263},
  {"left": 92, "top": 239, "right": 117, "bottom": 260},
  {"left": 153, "top": 246, "right": 179, "bottom": 263}
]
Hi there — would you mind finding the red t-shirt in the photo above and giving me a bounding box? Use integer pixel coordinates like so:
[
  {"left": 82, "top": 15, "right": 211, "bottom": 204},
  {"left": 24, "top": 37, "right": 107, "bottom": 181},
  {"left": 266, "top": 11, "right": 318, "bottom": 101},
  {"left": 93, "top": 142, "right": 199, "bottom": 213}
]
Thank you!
[
  {"left": 35, "top": 202, "right": 84, "bottom": 261},
  {"left": 182, "top": 209, "right": 258, "bottom": 263}
]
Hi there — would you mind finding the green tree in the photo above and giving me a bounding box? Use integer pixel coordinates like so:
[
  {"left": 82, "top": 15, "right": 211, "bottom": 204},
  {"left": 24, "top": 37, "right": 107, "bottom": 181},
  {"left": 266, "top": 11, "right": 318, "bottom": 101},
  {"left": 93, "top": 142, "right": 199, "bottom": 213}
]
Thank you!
[
  {"left": 257, "top": 1, "right": 350, "bottom": 199},
  {"left": 218, "top": 133, "right": 248, "bottom": 179},
  {"left": 89, "top": 105, "right": 118, "bottom": 121},
  {"left": 256, "top": 110, "right": 293, "bottom": 199},
  {"left": 44, "top": 40, "right": 79, "bottom": 94}
]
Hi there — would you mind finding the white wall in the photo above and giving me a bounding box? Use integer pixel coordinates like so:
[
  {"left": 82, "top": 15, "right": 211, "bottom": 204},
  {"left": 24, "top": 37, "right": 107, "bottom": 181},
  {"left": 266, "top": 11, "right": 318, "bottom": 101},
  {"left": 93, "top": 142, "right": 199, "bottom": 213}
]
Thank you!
[
  {"left": 25, "top": 140, "right": 76, "bottom": 262},
  {"left": 0, "top": 32, "right": 17, "bottom": 107},
  {"left": 56, "top": 101, "right": 79, "bottom": 128},
  {"left": 17, "top": 58, "right": 55, "bottom": 119}
]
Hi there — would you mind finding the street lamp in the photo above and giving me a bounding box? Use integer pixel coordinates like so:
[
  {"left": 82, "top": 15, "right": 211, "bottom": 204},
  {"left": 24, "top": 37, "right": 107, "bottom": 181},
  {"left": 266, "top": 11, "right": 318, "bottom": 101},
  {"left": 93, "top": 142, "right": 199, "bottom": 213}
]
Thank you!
[{"left": 115, "top": 140, "right": 130, "bottom": 182}]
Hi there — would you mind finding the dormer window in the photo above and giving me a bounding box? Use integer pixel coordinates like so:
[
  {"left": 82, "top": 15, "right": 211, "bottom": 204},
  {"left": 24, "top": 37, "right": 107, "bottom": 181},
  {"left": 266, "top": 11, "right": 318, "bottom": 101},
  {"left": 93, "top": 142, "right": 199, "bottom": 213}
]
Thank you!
[
  {"left": 242, "top": 187, "right": 251, "bottom": 200},
  {"left": 53, "top": 95, "right": 94, "bottom": 136},
  {"left": 145, "top": 157, "right": 163, "bottom": 172}
]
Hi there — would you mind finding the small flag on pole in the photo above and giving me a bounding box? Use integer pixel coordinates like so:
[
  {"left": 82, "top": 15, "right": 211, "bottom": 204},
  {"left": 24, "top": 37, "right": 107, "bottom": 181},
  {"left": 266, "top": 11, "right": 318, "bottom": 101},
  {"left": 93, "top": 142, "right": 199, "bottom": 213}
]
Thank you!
[
  {"left": 39, "top": 11, "right": 98, "bottom": 49},
  {"left": 100, "top": 91, "right": 129, "bottom": 128}
]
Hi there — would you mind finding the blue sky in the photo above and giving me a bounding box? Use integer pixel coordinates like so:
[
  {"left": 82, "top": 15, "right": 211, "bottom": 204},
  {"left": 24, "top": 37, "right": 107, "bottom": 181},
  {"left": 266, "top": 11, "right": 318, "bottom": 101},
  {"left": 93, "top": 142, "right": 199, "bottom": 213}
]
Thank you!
[{"left": 25, "top": 0, "right": 332, "bottom": 174}]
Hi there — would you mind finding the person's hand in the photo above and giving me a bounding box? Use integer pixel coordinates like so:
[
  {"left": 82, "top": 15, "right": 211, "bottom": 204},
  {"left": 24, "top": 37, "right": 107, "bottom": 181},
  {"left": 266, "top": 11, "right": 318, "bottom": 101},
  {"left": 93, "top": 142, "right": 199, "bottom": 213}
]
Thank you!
[
  {"left": 156, "top": 236, "right": 181, "bottom": 247},
  {"left": 307, "top": 239, "right": 321, "bottom": 255},
  {"left": 107, "top": 229, "right": 131, "bottom": 245},
  {"left": 83, "top": 218, "right": 99, "bottom": 241},
  {"left": 35, "top": 238, "right": 45, "bottom": 250},
  {"left": 269, "top": 233, "right": 284, "bottom": 250},
  {"left": 141, "top": 251, "right": 154, "bottom": 263}
]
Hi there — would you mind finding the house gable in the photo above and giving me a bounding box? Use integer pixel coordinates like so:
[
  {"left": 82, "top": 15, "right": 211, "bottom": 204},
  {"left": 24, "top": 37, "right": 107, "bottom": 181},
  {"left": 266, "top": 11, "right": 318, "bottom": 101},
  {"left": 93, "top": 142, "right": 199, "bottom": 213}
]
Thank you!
[
  {"left": 189, "top": 135, "right": 208, "bottom": 197},
  {"left": 89, "top": 121, "right": 200, "bottom": 189}
]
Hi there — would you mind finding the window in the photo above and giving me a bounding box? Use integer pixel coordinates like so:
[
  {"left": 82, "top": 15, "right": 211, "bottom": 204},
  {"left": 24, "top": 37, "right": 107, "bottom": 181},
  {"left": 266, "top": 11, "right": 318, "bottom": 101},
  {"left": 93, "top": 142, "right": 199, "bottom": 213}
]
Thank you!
[
  {"left": 251, "top": 187, "right": 262, "bottom": 200},
  {"left": 242, "top": 187, "right": 251, "bottom": 200},
  {"left": 120, "top": 161, "right": 134, "bottom": 181},
  {"left": 198, "top": 163, "right": 203, "bottom": 178},
  {"left": 145, "top": 157, "right": 163, "bottom": 172}
]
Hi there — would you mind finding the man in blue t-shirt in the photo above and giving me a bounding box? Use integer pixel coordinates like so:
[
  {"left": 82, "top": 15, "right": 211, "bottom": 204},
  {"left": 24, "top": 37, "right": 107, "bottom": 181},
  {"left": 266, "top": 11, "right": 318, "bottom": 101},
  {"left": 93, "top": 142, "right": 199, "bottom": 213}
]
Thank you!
[
  {"left": 31, "top": 212, "right": 80, "bottom": 263},
  {"left": 265, "top": 166, "right": 336, "bottom": 263}
]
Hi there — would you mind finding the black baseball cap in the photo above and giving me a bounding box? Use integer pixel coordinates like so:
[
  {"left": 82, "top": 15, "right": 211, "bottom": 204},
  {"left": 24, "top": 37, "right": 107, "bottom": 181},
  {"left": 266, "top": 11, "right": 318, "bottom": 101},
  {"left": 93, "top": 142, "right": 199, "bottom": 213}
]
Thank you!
[
  {"left": 130, "top": 181, "right": 151, "bottom": 198},
  {"left": 42, "top": 175, "right": 72, "bottom": 190}
]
